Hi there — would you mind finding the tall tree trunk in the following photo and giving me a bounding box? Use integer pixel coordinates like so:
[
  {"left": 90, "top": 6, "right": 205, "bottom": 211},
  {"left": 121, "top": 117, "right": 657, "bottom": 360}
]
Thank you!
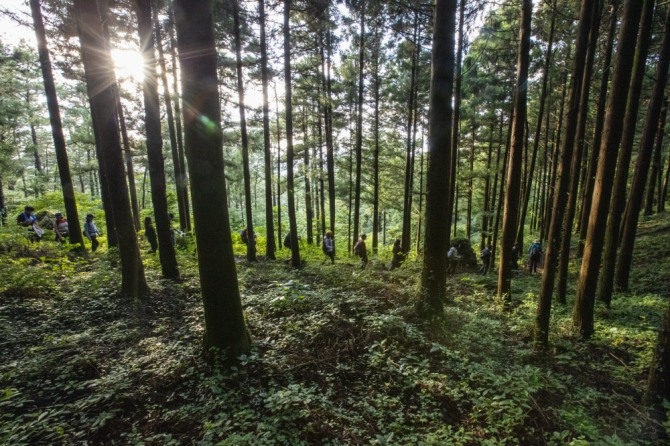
[
  {"left": 353, "top": 2, "right": 365, "bottom": 249},
  {"left": 466, "top": 126, "right": 474, "bottom": 240},
  {"left": 152, "top": 3, "right": 189, "bottom": 233},
  {"left": 616, "top": 5, "right": 670, "bottom": 291},
  {"left": 448, "top": 0, "right": 465, "bottom": 249},
  {"left": 658, "top": 104, "right": 670, "bottom": 213},
  {"left": 283, "top": 0, "right": 300, "bottom": 267},
  {"left": 29, "top": 0, "right": 84, "bottom": 249},
  {"left": 231, "top": 0, "right": 257, "bottom": 262},
  {"left": 303, "top": 109, "right": 314, "bottom": 245},
  {"left": 577, "top": 1, "right": 619, "bottom": 258},
  {"left": 116, "top": 94, "right": 141, "bottom": 231},
  {"left": 418, "top": 0, "right": 456, "bottom": 317},
  {"left": 169, "top": 6, "right": 191, "bottom": 232},
  {"left": 275, "top": 88, "right": 283, "bottom": 250},
  {"left": 174, "top": 0, "right": 250, "bottom": 359},
  {"left": 135, "top": 0, "right": 180, "bottom": 279},
  {"left": 73, "top": 0, "right": 147, "bottom": 298},
  {"left": 497, "top": 0, "right": 532, "bottom": 302},
  {"left": 372, "top": 27, "right": 381, "bottom": 254},
  {"left": 401, "top": 11, "right": 419, "bottom": 254},
  {"left": 325, "top": 29, "right": 336, "bottom": 248},
  {"left": 645, "top": 105, "right": 665, "bottom": 216},
  {"left": 259, "top": 0, "right": 276, "bottom": 260},
  {"left": 535, "top": 0, "right": 596, "bottom": 348},
  {"left": 516, "top": 1, "right": 556, "bottom": 249},
  {"left": 597, "top": 0, "right": 654, "bottom": 306},
  {"left": 573, "top": 0, "right": 643, "bottom": 339},
  {"left": 557, "top": 0, "right": 603, "bottom": 303}
]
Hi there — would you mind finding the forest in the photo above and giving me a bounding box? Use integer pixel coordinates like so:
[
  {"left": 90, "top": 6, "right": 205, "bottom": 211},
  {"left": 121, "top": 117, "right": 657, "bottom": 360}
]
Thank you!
[{"left": 1, "top": 0, "right": 669, "bottom": 444}]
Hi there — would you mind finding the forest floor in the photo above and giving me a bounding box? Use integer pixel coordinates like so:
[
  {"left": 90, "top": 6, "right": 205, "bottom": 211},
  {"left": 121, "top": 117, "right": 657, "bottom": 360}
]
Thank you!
[{"left": 1, "top": 215, "right": 669, "bottom": 445}]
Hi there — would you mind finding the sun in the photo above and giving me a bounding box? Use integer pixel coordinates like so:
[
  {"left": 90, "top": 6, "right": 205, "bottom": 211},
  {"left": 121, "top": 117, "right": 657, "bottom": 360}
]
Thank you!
[{"left": 111, "top": 48, "right": 145, "bottom": 83}]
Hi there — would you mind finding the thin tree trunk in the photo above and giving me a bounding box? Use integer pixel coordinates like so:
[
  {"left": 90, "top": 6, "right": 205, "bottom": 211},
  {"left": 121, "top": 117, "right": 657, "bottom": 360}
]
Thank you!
[
  {"left": 497, "top": 0, "right": 532, "bottom": 302},
  {"left": 535, "top": 0, "right": 596, "bottom": 348},
  {"left": 557, "top": 0, "right": 603, "bottom": 303},
  {"left": 597, "top": 0, "right": 654, "bottom": 306},
  {"left": 616, "top": 4, "right": 670, "bottom": 291},
  {"left": 283, "top": 0, "right": 300, "bottom": 267},
  {"left": 135, "top": 0, "right": 180, "bottom": 279},
  {"left": 152, "top": 2, "right": 188, "bottom": 233},
  {"left": 352, "top": 2, "right": 365, "bottom": 250},
  {"left": 577, "top": 1, "right": 619, "bottom": 258},
  {"left": 645, "top": 105, "right": 665, "bottom": 215},
  {"left": 372, "top": 26, "right": 381, "bottom": 254},
  {"left": 259, "top": 0, "right": 276, "bottom": 259},
  {"left": 116, "top": 93, "right": 141, "bottom": 231},
  {"left": 29, "top": 0, "right": 85, "bottom": 250},
  {"left": 231, "top": 0, "right": 257, "bottom": 262},
  {"left": 573, "top": 0, "right": 643, "bottom": 339},
  {"left": 303, "top": 109, "right": 314, "bottom": 245},
  {"left": 516, "top": 1, "right": 556, "bottom": 249}
]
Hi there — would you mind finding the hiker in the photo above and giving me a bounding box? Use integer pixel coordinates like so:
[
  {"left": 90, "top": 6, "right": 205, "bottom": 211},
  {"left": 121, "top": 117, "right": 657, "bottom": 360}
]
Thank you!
[
  {"left": 511, "top": 243, "right": 520, "bottom": 269},
  {"left": 528, "top": 240, "right": 543, "bottom": 273},
  {"left": 16, "top": 205, "right": 44, "bottom": 241},
  {"left": 322, "top": 230, "right": 335, "bottom": 264},
  {"left": 479, "top": 244, "right": 492, "bottom": 274},
  {"left": 353, "top": 233, "right": 368, "bottom": 269},
  {"left": 389, "top": 238, "right": 405, "bottom": 271},
  {"left": 447, "top": 244, "right": 459, "bottom": 274},
  {"left": 53, "top": 212, "right": 69, "bottom": 243},
  {"left": 241, "top": 228, "right": 249, "bottom": 245},
  {"left": 144, "top": 216, "right": 158, "bottom": 253},
  {"left": 83, "top": 213, "right": 101, "bottom": 252}
]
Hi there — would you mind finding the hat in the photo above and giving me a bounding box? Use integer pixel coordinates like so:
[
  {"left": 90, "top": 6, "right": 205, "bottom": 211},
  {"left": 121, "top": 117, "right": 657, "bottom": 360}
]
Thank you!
[
  {"left": 55, "top": 212, "right": 63, "bottom": 218},
  {"left": 86, "top": 213, "right": 94, "bottom": 220}
]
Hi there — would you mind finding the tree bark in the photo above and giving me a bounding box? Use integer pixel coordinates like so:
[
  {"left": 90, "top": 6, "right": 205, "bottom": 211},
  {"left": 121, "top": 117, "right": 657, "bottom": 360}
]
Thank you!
[
  {"left": 418, "top": 0, "right": 456, "bottom": 317},
  {"left": 152, "top": 3, "right": 189, "bottom": 233},
  {"left": 577, "top": 1, "right": 619, "bottom": 258},
  {"left": 597, "top": 0, "right": 654, "bottom": 306},
  {"left": 616, "top": 4, "right": 670, "bottom": 291},
  {"left": 535, "top": 0, "right": 596, "bottom": 348},
  {"left": 29, "top": 0, "right": 85, "bottom": 250},
  {"left": 135, "top": 0, "right": 180, "bottom": 279},
  {"left": 283, "top": 0, "right": 300, "bottom": 267},
  {"left": 259, "top": 0, "right": 276, "bottom": 260},
  {"left": 174, "top": 0, "right": 250, "bottom": 358},
  {"left": 231, "top": 0, "right": 257, "bottom": 262},
  {"left": 573, "top": 0, "right": 643, "bottom": 339},
  {"left": 73, "top": 0, "right": 147, "bottom": 298},
  {"left": 497, "top": 0, "right": 532, "bottom": 302}
]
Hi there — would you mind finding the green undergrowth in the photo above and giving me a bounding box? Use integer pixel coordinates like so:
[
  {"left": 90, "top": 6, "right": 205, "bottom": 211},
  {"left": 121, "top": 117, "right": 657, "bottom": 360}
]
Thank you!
[{"left": 1, "top": 215, "right": 669, "bottom": 445}]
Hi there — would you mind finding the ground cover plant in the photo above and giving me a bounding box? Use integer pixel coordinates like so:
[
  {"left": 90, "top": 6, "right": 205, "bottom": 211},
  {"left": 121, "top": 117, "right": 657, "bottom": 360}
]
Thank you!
[{"left": 0, "top": 215, "right": 668, "bottom": 445}]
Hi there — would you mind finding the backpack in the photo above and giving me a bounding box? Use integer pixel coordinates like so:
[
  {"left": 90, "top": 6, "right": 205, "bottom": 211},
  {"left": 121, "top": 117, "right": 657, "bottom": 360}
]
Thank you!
[
  {"left": 283, "top": 233, "right": 291, "bottom": 248},
  {"left": 353, "top": 240, "right": 363, "bottom": 257},
  {"left": 481, "top": 248, "right": 491, "bottom": 259},
  {"left": 531, "top": 244, "right": 541, "bottom": 258},
  {"left": 321, "top": 237, "right": 328, "bottom": 253},
  {"left": 240, "top": 229, "right": 248, "bottom": 244}
]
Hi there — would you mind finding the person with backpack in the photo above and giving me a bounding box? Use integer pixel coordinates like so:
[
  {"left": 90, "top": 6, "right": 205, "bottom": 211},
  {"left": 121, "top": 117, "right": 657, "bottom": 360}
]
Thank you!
[
  {"left": 83, "top": 213, "right": 101, "bottom": 252},
  {"left": 322, "top": 230, "right": 335, "bottom": 264},
  {"left": 16, "top": 205, "right": 43, "bottom": 242},
  {"left": 353, "top": 233, "right": 368, "bottom": 269},
  {"left": 447, "top": 243, "right": 459, "bottom": 274},
  {"left": 479, "top": 245, "right": 492, "bottom": 274},
  {"left": 144, "top": 216, "right": 158, "bottom": 253},
  {"left": 528, "top": 240, "right": 543, "bottom": 273},
  {"left": 389, "top": 238, "right": 405, "bottom": 271},
  {"left": 53, "top": 212, "right": 69, "bottom": 243}
]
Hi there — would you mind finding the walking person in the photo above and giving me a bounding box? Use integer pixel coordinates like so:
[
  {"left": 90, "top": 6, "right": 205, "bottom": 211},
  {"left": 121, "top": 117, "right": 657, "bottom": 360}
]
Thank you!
[
  {"left": 322, "top": 230, "right": 335, "bottom": 264},
  {"left": 353, "top": 233, "right": 368, "bottom": 269},
  {"left": 389, "top": 238, "right": 405, "bottom": 271},
  {"left": 479, "top": 245, "right": 492, "bottom": 274},
  {"left": 528, "top": 240, "right": 543, "bottom": 273},
  {"left": 447, "top": 244, "right": 459, "bottom": 274},
  {"left": 16, "top": 205, "right": 44, "bottom": 241},
  {"left": 83, "top": 213, "right": 101, "bottom": 252}
]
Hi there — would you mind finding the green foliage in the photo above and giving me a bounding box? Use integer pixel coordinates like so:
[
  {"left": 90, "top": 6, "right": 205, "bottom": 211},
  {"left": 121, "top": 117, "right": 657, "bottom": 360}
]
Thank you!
[{"left": 1, "top": 211, "right": 668, "bottom": 445}]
